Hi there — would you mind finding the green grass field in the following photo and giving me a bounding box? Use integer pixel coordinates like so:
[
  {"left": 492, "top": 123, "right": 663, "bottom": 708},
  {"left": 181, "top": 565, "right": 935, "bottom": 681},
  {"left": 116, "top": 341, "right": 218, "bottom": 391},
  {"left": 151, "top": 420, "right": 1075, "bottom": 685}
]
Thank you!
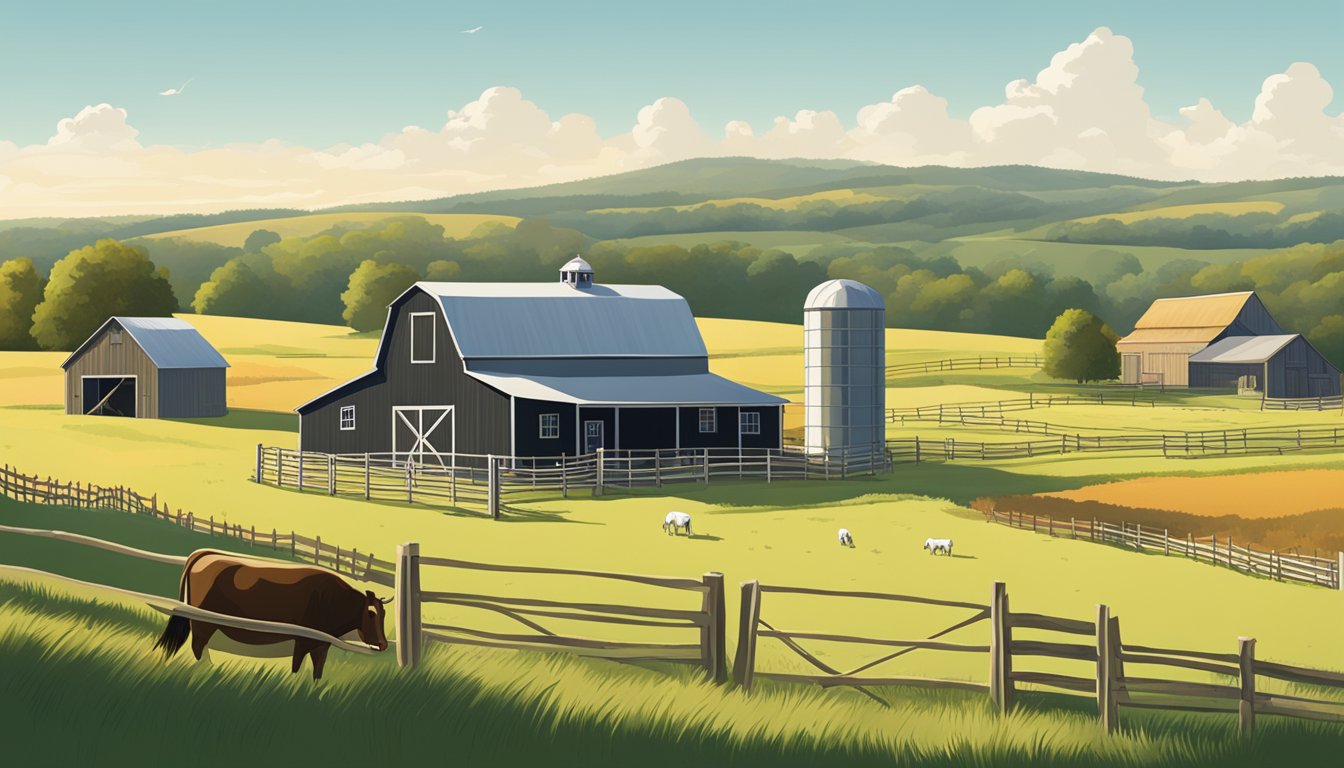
[
  {"left": 3, "top": 312, "right": 1343, "bottom": 763},
  {"left": 142, "top": 212, "right": 521, "bottom": 246}
]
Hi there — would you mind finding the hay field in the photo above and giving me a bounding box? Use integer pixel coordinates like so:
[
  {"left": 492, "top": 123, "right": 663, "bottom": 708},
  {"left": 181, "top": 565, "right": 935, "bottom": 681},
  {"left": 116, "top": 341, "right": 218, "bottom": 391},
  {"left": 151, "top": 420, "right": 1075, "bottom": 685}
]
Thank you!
[
  {"left": 1043, "top": 469, "right": 1344, "bottom": 519},
  {"left": 143, "top": 212, "right": 520, "bottom": 246},
  {"left": 1073, "top": 201, "right": 1286, "bottom": 224}
]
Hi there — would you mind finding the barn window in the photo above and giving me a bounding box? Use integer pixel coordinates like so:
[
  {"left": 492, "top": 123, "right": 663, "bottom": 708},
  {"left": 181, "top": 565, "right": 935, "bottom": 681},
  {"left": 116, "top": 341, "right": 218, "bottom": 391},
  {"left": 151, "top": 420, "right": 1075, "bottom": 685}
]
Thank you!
[
  {"left": 111, "top": 328, "right": 122, "bottom": 345},
  {"left": 339, "top": 406, "right": 356, "bottom": 431},
  {"left": 539, "top": 413, "right": 559, "bottom": 439},
  {"left": 410, "top": 312, "right": 436, "bottom": 364},
  {"left": 739, "top": 411, "right": 761, "bottom": 435},
  {"left": 698, "top": 408, "right": 717, "bottom": 433}
]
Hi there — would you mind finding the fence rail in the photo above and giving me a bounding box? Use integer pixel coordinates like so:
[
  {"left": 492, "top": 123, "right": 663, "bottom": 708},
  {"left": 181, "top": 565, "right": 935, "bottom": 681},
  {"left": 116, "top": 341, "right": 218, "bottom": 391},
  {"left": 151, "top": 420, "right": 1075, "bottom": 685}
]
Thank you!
[
  {"left": 732, "top": 580, "right": 1344, "bottom": 734},
  {"left": 255, "top": 444, "right": 892, "bottom": 517},
  {"left": 886, "top": 355, "right": 1043, "bottom": 378},
  {"left": 1263, "top": 395, "right": 1344, "bottom": 411},
  {"left": 0, "top": 463, "right": 394, "bottom": 586},
  {"left": 884, "top": 424, "right": 1344, "bottom": 464},
  {"left": 887, "top": 392, "right": 1157, "bottom": 425}
]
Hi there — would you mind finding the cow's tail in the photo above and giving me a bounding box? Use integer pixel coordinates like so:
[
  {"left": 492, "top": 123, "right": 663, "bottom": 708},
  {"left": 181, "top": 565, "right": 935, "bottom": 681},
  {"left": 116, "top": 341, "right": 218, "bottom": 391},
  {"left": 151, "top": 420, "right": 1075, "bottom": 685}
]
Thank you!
[{"left": 153, "top": 549, "right": 212, "bottom": 658}]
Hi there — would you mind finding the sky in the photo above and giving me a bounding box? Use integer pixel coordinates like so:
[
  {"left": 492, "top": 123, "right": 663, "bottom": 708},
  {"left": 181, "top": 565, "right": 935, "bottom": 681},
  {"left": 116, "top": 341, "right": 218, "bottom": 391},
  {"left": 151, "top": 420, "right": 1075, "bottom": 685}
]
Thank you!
[{"left": 1, "top": 0, "right": 1342, "bottom": 217}]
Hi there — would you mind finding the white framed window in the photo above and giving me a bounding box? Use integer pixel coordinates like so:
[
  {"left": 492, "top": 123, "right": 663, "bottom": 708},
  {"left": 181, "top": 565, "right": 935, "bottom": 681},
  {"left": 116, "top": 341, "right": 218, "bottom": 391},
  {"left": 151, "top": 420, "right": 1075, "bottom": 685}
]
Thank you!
[
  {"left": 739, "top": 410, "right": 761, "bottom": 435},
  {"left": 339, "top": 405, "right": 356, "bottom": 431},
  {"left": 698, "top": 408, "right": 717, "bottom": 433},
  {"left": 539, "top": 413, "right": 559, "bottom": 439},
  {"left": 409, "top": 312, "right": 436, "bottom": 364}
]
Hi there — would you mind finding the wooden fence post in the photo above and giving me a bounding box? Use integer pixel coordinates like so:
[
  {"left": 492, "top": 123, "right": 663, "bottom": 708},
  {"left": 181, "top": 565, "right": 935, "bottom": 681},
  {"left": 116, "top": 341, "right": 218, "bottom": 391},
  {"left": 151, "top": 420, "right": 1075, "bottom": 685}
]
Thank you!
[
  {"left": 488, "top": 455, "right": 500, "bottom": 520},
  {"left": 733, "top": 580, "right": 761, "bottom": 691},
  {"left": 1337, "top": 552, "right": 1343, "bottom": 591},
  {"left": 328, "top": 454, "right": 336, "bottom": 495},
  {"left": 395, "top": 542, "right": 422, "bottom": 670},
  {"left": 1239, "top": 637, "right": 1256, "bottom": 736},
  {"left": 297, "top": 452, "right": 304, "bottom": 492},
  {"left": 701, "top": 572, "right": 727, "bottom": 684},
  {"left": 594, "top": 448, "right": 605, "bottom": 497},
  {"left": 255, "top": 443, "right": 262, "bottom": 483},
  {"left": 364, "top": 453, "right": 371, "bottom": 500},
  {"left": 989, "top": 581, "right": 1013, "bottom": 714},
  {"left": 703, "top": 447, "right": 710, "bottom": 483},
  {"left": 1096, "top": 604, "right": 1116, "bottom": 734}
]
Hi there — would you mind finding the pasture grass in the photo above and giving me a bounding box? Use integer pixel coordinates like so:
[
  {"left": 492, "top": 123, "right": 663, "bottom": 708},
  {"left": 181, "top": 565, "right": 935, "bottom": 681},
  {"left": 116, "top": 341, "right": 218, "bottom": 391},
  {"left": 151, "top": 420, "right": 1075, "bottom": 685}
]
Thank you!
[
  {"left": 140, "top": 212, "right": 521, "bottom": 246},
  {"left": 3, "top": 574, "right": 1343, "bottom": 767}
]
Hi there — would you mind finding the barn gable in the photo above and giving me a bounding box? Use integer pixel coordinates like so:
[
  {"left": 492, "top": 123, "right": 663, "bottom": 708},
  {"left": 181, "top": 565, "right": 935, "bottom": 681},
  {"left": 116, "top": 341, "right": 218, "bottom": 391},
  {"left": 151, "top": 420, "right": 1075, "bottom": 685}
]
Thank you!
[{"left": 1117, "top": 292, "right": 1282, "bottom": 348}]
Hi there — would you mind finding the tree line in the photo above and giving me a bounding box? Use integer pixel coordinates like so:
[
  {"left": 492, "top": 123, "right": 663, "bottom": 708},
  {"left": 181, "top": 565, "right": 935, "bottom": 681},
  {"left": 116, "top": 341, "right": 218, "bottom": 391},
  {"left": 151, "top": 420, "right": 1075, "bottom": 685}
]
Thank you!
[{"left": 0, "top": 216, "right": 1340, "bottom": 371}]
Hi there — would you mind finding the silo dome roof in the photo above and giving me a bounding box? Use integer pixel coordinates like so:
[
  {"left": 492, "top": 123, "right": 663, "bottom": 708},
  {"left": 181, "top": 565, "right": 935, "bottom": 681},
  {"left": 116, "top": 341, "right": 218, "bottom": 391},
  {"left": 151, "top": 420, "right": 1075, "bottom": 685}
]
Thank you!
[
  {"left": 804, "top": 279, "right": 884, "bottom": 310},
  {"left": 560, "top": 255, "right": 593, "bottom": 273}
]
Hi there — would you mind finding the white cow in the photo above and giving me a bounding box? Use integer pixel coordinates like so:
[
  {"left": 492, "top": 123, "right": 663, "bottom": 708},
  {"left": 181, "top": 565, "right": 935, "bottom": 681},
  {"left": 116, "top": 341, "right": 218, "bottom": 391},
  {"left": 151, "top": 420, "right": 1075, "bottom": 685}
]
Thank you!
[
  {"left": 838, "top": 528, "right": 854, "bottom": 548},
  {"left": 923, "top": 537, "right": 953, "bottom": 556},
  {"left": 663, "top": 511, "right": 693, "bottom": 537}
]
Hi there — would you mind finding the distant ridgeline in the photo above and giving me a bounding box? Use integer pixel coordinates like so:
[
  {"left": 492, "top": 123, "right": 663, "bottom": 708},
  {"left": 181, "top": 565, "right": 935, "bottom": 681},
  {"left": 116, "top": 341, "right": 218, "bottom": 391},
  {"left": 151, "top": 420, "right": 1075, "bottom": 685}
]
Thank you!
[{"left": 0, "top": 159, "right": 1340, "bottom": 367}]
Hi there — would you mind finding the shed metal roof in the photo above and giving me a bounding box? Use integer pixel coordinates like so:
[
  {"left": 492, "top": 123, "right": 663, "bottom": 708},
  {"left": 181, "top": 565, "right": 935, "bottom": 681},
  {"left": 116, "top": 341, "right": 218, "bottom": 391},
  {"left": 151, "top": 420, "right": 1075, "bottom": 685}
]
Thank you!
[
  {"left": 419, "top": 282, "right": 708, "bottom": 359},
  {"left": 61, "top": 317, "right": 229, "bottom": 370},
  {"left": 466, "top": 368, "right": 788, "bottom": 406},
  {"left": 1188, "top": 335, "right": 1298, "bottom": 364}
]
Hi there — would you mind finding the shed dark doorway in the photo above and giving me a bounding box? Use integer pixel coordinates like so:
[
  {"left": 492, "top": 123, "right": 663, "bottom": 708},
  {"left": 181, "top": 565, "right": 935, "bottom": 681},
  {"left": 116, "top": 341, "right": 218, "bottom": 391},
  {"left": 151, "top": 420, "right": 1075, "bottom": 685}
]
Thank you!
[{"left": 82, "top": 377, "right": 136, "bottom": 417}]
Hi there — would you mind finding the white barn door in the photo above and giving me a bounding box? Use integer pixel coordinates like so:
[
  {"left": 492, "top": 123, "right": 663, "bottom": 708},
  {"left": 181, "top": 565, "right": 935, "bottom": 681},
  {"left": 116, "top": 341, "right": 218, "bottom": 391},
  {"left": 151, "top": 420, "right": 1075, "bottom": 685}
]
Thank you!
[{"left": 393, "top": 406, "right": 455, "bottom": 469}]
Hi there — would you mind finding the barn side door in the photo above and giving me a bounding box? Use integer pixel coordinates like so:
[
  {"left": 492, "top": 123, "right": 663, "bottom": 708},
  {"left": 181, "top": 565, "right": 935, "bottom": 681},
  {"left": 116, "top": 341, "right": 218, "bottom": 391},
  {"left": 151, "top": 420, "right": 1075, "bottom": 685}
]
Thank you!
[{"left": 392, "top": 406, "right": 455, "bottom": 469}]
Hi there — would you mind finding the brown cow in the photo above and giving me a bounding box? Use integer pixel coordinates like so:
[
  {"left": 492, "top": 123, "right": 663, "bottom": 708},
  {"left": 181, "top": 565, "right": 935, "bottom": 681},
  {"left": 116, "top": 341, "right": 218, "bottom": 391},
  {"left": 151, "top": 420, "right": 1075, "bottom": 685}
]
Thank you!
[{"left": 153, "top": 549, "right": 390, "bottom": 679}]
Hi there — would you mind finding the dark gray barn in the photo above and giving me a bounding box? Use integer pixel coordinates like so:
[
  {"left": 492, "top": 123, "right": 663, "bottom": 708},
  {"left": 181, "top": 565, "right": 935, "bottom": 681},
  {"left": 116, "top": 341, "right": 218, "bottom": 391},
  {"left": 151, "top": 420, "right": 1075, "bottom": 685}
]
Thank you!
[
  {"left": 61, "top": 317, "right": 229, "bottom": 418},
  {"left": 1188, "top": 334, "right": 1341, "bottom": 398},
  {"left": 296, "top": 258, "right": 786, "bottom": 461}
]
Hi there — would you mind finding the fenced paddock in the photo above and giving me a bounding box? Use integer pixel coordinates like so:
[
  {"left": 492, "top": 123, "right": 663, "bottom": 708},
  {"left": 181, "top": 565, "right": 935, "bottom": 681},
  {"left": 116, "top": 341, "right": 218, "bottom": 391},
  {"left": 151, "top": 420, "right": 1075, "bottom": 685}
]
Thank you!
[
  {"left": 0, "top": 463, "right": 395, "bottom": 587},
  {"left": 886, "top": 355, "right": 1043, "bottom": 378},
  {"left": 255, "top": 445, "right": 892, "bottom": 518},
  {"left": 730, "top": 580, "right": 1344, "bottom": 733},
  {"left": 1263, "top": 395, "right": 1344, "bottom": 411},
  {"left": 981, "top": 507, "right": 1344, "bottom": 590}
]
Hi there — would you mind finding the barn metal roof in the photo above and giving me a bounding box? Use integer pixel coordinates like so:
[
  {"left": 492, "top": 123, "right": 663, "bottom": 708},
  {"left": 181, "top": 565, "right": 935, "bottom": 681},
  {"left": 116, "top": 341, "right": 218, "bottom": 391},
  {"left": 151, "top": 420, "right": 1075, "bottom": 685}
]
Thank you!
[
  {"left": 465, "top": 368, "right": 788, "bottom": 406},
  {"left": 1118, "top": 291, "right": 1257, "bottom": 346},
  {"left": 1188, "top": 335, "right": 1298, "bottom": 364},
  {"left": 61, "top": 317, "right": 229, "bottom": 370},
  {"left": 418, "top": 282, "right": 708, "bottom": 359}
]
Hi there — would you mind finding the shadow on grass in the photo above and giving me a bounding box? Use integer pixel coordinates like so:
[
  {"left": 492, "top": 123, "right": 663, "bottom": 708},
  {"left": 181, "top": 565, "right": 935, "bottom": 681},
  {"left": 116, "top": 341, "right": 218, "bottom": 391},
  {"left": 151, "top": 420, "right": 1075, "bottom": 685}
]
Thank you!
[{"left": 169, "top": 408, "right": 297, "bottom": 433}]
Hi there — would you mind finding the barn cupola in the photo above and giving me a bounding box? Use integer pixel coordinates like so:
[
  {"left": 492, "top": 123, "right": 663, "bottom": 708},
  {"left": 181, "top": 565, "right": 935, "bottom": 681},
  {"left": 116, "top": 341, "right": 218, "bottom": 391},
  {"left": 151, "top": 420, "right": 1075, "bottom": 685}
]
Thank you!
[{"left": 560, "top": 255, "right": 594, "bottom": 289}]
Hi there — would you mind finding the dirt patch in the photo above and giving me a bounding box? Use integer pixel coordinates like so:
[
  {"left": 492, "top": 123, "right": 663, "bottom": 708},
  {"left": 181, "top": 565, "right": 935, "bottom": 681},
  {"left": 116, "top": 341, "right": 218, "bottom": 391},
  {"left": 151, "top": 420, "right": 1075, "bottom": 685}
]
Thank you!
[
  {"left": 973, "top": 495, "right": 1344, "bottom": 556},
  {"left": 1041, "top": 470, "right": 1344, "bottom": 519}
]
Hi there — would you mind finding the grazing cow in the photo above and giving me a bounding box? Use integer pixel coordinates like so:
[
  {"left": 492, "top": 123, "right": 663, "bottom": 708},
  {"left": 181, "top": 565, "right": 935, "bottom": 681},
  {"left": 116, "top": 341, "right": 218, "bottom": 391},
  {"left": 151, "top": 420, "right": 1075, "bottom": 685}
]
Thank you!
[
  {"left": 153, "top": 549, "right": 390, "bottom": 679},
  {"left": 923, "top": 537, "right": 954, "bottom": 556},
  {"left": 663, "top": 511, "right": 693, "bottom": 537},
  {"left": 838, "top": 528, "right": 855, "bottom": 548}
]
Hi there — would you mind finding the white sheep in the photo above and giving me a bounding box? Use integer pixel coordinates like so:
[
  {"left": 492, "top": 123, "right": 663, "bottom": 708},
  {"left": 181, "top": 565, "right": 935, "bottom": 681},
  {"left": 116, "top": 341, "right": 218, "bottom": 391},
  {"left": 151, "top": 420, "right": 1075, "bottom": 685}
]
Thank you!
[
  {"left": 663, "top": 511, "right": 693, "bottom": 537},
  {"left": 923, "top": 537, "right": 953, "bottom": 556},
  {"left": 838, "top": 528, "right": 854, "bottom": 548}
]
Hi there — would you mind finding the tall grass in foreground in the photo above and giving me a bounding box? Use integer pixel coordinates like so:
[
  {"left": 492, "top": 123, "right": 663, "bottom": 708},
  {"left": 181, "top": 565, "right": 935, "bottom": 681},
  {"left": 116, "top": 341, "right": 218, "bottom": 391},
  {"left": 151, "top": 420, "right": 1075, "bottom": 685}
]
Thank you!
[{"left": 3, "top": 579, "right": 1342, "bottom": 767}]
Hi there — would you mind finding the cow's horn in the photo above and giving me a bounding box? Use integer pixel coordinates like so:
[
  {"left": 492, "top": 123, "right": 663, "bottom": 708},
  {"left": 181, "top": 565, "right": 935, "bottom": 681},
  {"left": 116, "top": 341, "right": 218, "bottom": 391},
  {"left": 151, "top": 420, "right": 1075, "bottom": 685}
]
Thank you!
[{"left": 380, "top": 596, "right": 394, "bottom": 604}]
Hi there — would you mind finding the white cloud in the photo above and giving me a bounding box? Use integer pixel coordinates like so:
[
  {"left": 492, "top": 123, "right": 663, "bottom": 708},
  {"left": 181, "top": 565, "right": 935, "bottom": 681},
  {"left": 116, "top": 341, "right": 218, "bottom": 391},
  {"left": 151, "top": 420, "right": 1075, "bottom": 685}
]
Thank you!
[{"left": 2, "top": 29, "right": 1343, "bottom": 218}]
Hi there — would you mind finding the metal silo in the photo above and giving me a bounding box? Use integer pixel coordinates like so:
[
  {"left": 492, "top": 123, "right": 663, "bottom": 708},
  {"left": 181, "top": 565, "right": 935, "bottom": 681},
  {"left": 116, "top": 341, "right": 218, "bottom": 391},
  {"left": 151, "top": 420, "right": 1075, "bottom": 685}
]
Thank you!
[{"left": 804, "top": 279, "right": 886, "bottom": 458}]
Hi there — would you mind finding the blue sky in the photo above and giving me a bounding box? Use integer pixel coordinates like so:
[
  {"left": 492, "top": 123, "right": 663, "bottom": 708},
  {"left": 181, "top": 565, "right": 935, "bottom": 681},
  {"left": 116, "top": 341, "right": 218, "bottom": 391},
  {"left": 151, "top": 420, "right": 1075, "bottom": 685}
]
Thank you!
[{"left": 3, "top": 0, "right": 1340, "bottom": 148}]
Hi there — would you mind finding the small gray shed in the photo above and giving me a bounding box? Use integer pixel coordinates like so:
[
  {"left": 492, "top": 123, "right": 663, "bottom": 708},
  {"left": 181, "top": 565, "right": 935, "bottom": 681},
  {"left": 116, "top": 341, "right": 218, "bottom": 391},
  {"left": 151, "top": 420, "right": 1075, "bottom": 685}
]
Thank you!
[
  {"left": 1188, "top": 334, "right": 1341, "bottom": 399},
  {"left": 61, "top": 317, "right": 230, "bottom": 418}
]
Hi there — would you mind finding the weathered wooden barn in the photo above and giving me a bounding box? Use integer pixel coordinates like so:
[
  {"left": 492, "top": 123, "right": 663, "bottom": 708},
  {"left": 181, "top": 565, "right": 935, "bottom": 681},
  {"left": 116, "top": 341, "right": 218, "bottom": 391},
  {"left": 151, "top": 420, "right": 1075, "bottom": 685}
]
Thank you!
[
  {"left": 297, "top": 258, "right": 787, "bottom": 461},
  {"left": 1117, "top": 291, "right": 1340, "bottom": 397},
  {"left": 61, "top": 317, "right": 229, "bottom": 418}
]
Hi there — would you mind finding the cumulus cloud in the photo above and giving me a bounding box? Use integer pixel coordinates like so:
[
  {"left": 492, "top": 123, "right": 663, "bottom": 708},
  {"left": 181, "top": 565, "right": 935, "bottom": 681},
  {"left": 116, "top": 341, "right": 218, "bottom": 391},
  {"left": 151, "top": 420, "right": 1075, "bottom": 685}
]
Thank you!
[{"left": 2, "top": 28, "right": 1343, "bottom": 217}]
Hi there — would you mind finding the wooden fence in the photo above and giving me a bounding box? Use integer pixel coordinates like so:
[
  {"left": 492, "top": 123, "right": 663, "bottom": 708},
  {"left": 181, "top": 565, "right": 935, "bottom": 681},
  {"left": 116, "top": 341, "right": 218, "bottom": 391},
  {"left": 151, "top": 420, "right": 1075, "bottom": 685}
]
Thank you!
[
  {"left": 981, "top": 506, "right": 1343, "bottom": 590},
  {"left": 1263, "top": 395, "right": 1344, "bottom": 411},
  {"left": 0, "top": 463, "right": 395, "bottom": 587},
  {"left": 886, "top": 392, "right": 1157, "bottom": 425},
  {"left": 733, "top": 580, "right": 1344, "bottom": 732},
  {"left": 255, "top": 444, "right": 892, "bottom": 517},
  {"left": 884, "top": 424, "right": 1344, "bottom": 463},
  {"left": 886, "top": 355, "right": 1043, "bottom": 378}
]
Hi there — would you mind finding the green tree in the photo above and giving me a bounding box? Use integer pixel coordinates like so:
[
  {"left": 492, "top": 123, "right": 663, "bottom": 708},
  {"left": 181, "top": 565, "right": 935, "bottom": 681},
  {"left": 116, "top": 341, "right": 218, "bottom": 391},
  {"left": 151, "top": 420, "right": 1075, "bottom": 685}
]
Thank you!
[
  {"left": 243, "top": 229, "right": 282, "bottom": 253},
  {"left": 1042, "top": 309, "right": 1120, "bottom": 383},
  {"left": 31, "top": 239, "right": 177, "bottom": 350},
  {"left": 193, "top": 257, "right": 282, "bottom": 318},
  {"left": 0, "top": 258, "right": 47, "bottom": 350},
  {"left": 341, "top": 260, "right": 421, "bottom": 331}
]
